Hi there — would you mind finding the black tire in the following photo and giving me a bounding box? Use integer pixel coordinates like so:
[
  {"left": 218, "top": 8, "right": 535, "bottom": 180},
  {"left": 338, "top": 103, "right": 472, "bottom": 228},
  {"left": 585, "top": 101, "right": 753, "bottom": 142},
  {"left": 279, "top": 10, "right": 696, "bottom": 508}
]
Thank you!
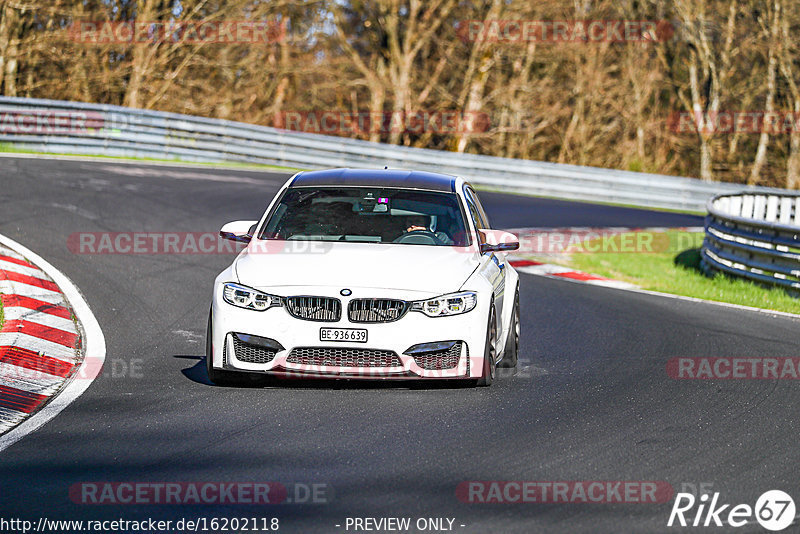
[
  {"left": 476, "top": 303, "right": 497, "bottom": 387},
  {"left": 206, "top": 309, "right": 248, "bottom": 386},
  {"left": 498, "top": 287, "right": 520, "bottom": 369}
]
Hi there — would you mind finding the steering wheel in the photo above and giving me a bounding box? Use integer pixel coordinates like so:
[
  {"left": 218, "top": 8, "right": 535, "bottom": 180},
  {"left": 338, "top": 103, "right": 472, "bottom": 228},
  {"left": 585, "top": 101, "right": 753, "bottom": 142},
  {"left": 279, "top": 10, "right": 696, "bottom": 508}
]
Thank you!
[{"left": 393, "top": 230, "right": 441, "bottom": 245}]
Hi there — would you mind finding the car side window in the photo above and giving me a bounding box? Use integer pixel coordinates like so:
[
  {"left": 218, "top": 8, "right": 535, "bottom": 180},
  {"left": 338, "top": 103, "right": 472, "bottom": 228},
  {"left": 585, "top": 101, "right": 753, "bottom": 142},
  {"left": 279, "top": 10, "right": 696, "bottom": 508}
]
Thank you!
[
  {"left": 463, "top": 193, "right": 481, "bottom": 231},
  {"left": 464, "top": 187, "right": 491, "bottom": 229},
  {"left": 475, "top": 201, "right": 491, "bottom": 230}
]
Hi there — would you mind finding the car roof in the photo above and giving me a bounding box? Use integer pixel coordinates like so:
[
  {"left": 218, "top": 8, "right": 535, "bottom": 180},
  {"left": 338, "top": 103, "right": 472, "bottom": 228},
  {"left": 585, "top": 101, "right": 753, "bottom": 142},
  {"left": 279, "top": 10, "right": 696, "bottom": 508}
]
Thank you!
[{"left": 289, "top": 168, "right": 458, "bottom": 192}]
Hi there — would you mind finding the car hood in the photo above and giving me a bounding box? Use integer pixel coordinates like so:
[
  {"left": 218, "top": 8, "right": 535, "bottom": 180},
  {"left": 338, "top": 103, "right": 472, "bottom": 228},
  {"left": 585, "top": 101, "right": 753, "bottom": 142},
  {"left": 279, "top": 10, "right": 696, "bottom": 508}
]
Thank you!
[{"left": 235, "top": 240, "right": 479, "bottom": 295}]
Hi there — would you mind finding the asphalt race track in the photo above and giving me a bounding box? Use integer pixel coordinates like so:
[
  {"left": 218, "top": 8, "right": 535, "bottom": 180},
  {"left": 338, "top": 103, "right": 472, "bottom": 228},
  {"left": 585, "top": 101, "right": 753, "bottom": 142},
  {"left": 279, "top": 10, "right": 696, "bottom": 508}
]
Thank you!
[{"left": 0, "top": 156, "right": 797, "bottom": 533}]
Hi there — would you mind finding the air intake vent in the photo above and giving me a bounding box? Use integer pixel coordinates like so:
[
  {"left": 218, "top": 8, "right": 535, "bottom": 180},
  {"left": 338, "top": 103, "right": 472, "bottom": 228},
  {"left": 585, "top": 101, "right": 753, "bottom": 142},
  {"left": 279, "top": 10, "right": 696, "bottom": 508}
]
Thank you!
[
  {"left": 287, "top": 347, "right": 402, "bottom": 368},
  {"left": 285, "top": 296, "right": 341, "bottom": 322},
  {"left": 411, "top": 342, "right": 463, "bottom": 370},
  {"left": 232, "top": 335, "right": 278, "bottom": 364},
  {"left": 348, "top": 298, "right": 409, "bottom": 323}
]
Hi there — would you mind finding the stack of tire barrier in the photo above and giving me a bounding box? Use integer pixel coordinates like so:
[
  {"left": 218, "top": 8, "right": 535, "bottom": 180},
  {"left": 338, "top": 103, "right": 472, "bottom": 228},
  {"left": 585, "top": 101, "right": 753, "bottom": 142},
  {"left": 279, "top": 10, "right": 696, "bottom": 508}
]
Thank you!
[{"left": 702, "top": 193, "right": 800, "bottom": 294}]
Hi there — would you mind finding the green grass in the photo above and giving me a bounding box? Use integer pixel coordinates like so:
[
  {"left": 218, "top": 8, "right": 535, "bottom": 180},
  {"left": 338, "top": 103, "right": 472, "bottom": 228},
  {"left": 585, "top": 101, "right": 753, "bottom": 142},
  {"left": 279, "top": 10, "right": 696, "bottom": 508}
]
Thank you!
[
  {"left": 521, "top": 230, "right": 800, "bottom": 314},
  {"left": 0, "top": 144, "right": 303, "bottom": 172}
]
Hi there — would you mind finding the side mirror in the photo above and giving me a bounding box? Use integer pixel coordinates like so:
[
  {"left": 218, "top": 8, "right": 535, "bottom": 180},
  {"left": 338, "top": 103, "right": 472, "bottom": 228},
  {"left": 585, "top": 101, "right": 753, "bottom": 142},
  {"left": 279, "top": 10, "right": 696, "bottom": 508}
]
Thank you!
[
  {"left": 220, "top": 220, "right": 259, "bottom": 243},
  {"left": 478, "top": 229, "right": 520, "bottom": 254}
]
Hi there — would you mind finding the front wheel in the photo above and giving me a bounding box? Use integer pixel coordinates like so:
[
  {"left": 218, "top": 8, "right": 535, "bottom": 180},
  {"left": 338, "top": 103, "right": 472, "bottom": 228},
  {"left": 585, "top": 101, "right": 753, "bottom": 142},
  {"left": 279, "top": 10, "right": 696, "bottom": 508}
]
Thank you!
[
  {"left": 476, "top": 303, "right": 497, "bottom": 387},
  {"left": 498, "top": 287, "right": 520, "bottom": 369}
]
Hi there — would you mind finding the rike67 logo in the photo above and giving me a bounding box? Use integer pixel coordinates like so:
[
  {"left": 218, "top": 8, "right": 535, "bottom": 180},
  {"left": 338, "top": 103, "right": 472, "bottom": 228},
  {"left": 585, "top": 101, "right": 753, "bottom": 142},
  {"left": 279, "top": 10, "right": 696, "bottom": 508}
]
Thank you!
[{"left": 668, "top": 490, "right": 795, "bottom": 531}]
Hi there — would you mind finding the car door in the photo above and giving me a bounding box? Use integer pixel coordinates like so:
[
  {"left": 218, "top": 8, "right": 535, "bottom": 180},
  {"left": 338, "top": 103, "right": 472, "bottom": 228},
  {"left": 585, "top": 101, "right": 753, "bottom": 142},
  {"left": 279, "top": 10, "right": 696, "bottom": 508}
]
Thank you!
[{"left": 463, "top": 186, "right": 505, "bottom": 344}]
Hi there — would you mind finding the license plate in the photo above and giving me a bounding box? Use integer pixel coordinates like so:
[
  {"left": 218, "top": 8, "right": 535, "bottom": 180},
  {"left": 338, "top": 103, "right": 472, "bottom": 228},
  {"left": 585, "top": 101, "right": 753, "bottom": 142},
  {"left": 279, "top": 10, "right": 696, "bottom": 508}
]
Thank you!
[{"left": 320, "top": 327, "right": 368, "bottom": 343}]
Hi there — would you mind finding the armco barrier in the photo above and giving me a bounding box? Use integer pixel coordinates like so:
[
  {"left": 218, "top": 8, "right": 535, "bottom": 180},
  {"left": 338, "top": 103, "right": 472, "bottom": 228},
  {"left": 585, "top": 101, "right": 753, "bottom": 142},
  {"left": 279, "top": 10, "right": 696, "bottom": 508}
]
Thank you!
[
  {"left": 702, "top": 193, "right": 800, "bottom": 293},
  {"left": 0, "top": 96, "right": 792, "bottom": 212}
]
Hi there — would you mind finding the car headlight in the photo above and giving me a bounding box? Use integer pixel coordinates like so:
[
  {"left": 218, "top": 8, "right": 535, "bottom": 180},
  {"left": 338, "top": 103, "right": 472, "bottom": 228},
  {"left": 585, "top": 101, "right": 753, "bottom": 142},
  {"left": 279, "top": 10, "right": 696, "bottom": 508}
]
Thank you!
[
  {"left": 222, "top": 282, "right": 282, "bottom": 311},
  {"left": 411, "top": 291, "right": 477, "bottom": 317}
]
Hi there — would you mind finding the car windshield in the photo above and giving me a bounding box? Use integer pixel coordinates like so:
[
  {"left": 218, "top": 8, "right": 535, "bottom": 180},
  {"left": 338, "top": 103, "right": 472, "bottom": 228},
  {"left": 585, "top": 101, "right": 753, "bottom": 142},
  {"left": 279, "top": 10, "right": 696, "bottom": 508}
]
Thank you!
[{"left": 260, "top": 187, "right": 470, "bottom": 246}]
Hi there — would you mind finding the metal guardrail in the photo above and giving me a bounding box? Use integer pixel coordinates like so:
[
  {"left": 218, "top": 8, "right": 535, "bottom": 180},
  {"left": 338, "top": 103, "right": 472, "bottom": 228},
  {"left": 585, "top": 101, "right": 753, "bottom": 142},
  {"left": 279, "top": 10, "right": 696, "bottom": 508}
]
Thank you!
[
  {"left": 702, "top": 193, "right": 800, "bottom": 293},
  {"left": 0, "top": 96, "right": 793, "bottom": 212}
]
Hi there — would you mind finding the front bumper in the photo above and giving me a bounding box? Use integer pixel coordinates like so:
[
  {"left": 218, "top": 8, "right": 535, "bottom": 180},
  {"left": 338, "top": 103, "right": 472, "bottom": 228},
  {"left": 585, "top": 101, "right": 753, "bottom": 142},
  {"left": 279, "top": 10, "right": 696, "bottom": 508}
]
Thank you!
[{"left": 210, "top": 285, "right": 489, "bottom": 380}]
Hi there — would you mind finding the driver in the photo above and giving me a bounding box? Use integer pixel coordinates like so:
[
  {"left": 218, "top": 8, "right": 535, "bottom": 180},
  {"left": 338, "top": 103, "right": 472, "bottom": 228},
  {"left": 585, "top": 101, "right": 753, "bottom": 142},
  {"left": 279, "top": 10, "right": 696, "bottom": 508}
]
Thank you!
[{"left": 404, "top": 215, "right": 429, "bottom": 234}]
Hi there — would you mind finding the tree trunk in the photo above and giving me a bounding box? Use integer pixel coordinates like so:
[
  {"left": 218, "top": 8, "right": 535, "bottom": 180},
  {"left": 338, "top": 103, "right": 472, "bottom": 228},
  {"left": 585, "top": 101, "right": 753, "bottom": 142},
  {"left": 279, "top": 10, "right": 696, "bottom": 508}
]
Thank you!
[
  {"left": 749, "top": 0, "right": 780, "bottom": 185},
  {"left": 0, "top": 3, "right": 20, "bottom": 97},
  {"left": 368, "top": 79, "right": 385, "bottom": 144},
  {"left": 389, "top": 64, "right": 410, "bottom": 146},
  {"left": 123, "top": 0, "right": 159, "bottom": 108},
  {"left": 777, "top": 0, "right": 800, "bottom": 189},
  {"left": 455, "top": 50, "right": 492, "bottom": 153},
  {"left": 558, "top": 62, "right": 584, "bottom": 164},
  {"left": 700, "top": 136, "right": 713, "bottom": 182},
  {"left": 0, "top": 2, "right": 7, "bottom": 92},
  {"left": 787, "top": 128, "right": 800, "bottom": 189},
  {"left": 688, "top": 55, "right": 714, "bottom": 182}
]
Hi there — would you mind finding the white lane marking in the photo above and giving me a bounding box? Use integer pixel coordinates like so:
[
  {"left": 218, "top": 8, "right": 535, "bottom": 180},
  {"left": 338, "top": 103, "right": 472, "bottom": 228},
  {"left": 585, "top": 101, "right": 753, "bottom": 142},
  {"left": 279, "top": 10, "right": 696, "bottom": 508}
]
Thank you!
[
  {"left": 506, "top": 226, "right": 706, "bottom": 233},
  {"left": 95, "top": 165, "right": 280, "bottom": 185},
  {"left": 0, "top": 333, "right": 78, "bottom": 363},
  {"left": 0, "top": 363, "right": 63, "bottom": 395},
  {"left": 516, "top": 268, "right": 800, "bottom": 321},
  {"left": 1, "top": 308, "right": 76, "bottom": 332},
  {"left": 48, "top": 203, "right": 99, "bottom": 221},
  {"left": 0, "top": 234, "right": 106, "bottom": 452},
  {"left": 582, "top": 279, "right": 639, "bottom": 290},
  {"left": 0, "top": 258, "right": 47, "bottom": 278},
  {"left": 0, "top": 281, "right": 65, "bottom": 304},
  {"left": 622, "top": 286, "right": 800, "bottom": 321},
  {"left": 172, "top": 329, "right": 203, "bottom": 343},
  {"left": 514, "top": 263, "right": 573, "bottom": 276},
  {"left": 0, "top": 152, "right": 298, "bottom": 174}
]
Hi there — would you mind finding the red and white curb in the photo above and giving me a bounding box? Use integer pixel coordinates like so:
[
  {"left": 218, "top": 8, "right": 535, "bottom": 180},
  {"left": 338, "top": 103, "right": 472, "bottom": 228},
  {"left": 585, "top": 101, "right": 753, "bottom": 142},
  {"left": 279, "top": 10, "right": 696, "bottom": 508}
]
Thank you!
[
  {"left": 508, "top": 257, "right": 638, "bottom": 289},
  {"left": 0, "top": 234, "right": 105, "bottom": 452},
  {"left": 504, "top": 226, "right": 705, "bottom": 290}
]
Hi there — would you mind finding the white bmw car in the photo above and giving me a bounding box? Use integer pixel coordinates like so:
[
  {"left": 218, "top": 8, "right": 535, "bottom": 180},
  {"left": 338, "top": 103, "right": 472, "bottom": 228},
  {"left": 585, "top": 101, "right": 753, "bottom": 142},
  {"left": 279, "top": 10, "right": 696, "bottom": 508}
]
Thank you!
[{"left": 207, "top": 168, "right": 520, "bottom": 386}]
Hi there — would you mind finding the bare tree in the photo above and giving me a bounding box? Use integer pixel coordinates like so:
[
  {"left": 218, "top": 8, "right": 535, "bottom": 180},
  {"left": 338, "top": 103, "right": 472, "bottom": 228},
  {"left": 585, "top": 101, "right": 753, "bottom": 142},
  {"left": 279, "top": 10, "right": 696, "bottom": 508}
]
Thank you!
[
  {"left": 0, "top": 0, "right": 21, "bottom": 96},
  {"left": 749, "top": 0, "right": 781, "bottom": 185},
  {"left": 778, "top": 0, "right": 800, "bottom": 189},
  {"left": 670, "top": 0, "right": 739, "bottom": 181},
  {"left": 451, "top": 0, "right": 503, "bottom": 153}
]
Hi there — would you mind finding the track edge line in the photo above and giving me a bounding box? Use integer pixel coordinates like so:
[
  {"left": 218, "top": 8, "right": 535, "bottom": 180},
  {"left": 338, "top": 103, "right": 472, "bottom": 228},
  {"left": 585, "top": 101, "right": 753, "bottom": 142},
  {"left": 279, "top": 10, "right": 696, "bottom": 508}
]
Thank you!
[{"left": 516, "top": 269, "right": 800, "bottom": 321}]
